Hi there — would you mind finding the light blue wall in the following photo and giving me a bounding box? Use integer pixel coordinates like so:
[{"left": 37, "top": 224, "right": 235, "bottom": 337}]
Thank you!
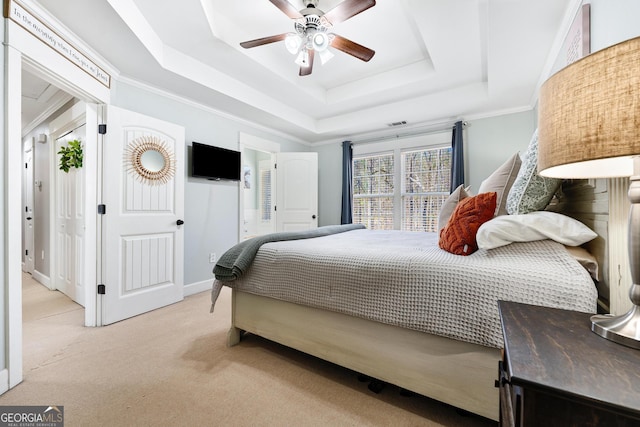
[
  {"left": 466, "top": 111, "right": 536, "bottom": 193},
  {"left": 110, "top": 81, "right": 309, "bottom": 286},
  {"left": 315, "top": 142, "right": 343, "bottom": 227},
  {"left": 315, "top": 110, "right": 536, "bottom": 227},
  {"left": 587, "top": 0, "right": 640, "bottom": 52}
]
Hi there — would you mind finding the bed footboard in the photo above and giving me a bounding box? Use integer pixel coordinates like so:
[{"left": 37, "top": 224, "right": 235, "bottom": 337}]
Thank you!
[{"left": 230, "top": 289, "right": 500, "bottom": 421}]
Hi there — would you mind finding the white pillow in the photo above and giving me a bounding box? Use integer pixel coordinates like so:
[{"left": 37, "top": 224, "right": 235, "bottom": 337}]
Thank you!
[{"left": 476, "top": 211, "right": 597, "bottom": 249}]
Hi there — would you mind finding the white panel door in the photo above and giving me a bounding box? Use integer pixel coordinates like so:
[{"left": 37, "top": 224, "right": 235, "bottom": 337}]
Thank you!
[
  {"left": 55, "top": 125, "right": 87, "bottom": 306},
  {"left": 102, "top": 106, "right": 185, "bottom": 325},
  {"left": 275, "top": 152, "right": 318, "bottom": 231},
  {"left": 23, "top": 140, "right": 35, "bottom": 274}
]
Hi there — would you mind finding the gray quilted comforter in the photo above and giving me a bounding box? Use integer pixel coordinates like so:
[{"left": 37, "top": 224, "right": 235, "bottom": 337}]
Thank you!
[
  {"left": 213, "top": 224, "right": 365, "bottom": 281},
  {"left": 211, "top": 229, "right": 597, "bottom": 348}
]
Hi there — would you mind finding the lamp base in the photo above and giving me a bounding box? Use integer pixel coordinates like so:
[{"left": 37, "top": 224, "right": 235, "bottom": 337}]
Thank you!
[{"left": 591, "top": 305, "right": 640, "bottom": 349}]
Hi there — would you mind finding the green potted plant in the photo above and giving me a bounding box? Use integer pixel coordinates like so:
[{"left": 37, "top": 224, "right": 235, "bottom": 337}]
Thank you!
[{"left": 58, "top": 139, "right": 83, "bottom": 173}]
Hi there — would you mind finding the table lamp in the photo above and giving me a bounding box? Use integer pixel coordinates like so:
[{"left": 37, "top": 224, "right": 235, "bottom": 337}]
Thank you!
[{"left": 538, "top": 36, "right": 640, "bottom": 349}]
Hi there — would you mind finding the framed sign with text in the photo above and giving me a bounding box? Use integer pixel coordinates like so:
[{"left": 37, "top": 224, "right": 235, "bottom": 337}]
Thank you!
[
  {"left": 550, "top": 3, "right": 591, "bottom": 76},
  {"left": 3, "top": 0, "right": 111, "bottom": 88}
]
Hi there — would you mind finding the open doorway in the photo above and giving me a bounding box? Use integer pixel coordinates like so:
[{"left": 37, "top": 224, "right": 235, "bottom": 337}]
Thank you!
[
  {"left": 20, "top": 69, "right": 85, "bottom": 309},
  {"left": 238, "top": 133, "right": 280, "bottom": 242},
  {"left": 241, "top": 147, "right": 275, "bottom": 241}
]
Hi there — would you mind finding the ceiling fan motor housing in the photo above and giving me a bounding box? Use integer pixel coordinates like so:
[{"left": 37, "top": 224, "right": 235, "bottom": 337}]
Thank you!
[{"left": 303, "top": 0, "right": 320, "bottom": 9}]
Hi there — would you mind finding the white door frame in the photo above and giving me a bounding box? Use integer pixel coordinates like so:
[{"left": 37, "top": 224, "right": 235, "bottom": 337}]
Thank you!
[
  {"left": 22, "top": 137, "right": 35, "bottom": 275},
  {"left": 4, "top": 1, "right": 112, "bottom": 391}
]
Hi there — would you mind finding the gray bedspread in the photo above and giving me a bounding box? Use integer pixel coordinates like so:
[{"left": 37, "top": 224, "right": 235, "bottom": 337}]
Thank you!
[
  {"left": 213, "top": 224, "right": 365, "bottom": 281},
  {"left": 211, "top": 229, "right": 598, "bottom": 348}
]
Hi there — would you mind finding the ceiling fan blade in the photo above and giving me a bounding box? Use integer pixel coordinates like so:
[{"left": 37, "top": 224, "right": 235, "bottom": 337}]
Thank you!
[
  {"left": 331, "top": 34, "right": 375, "bottom": 62},
  {"left": 299, "top": 49, "right": 315, "bottom": 76},
  {"left": 322, "top": 0, "right": 376, "bottom": 25},
  {"left": 269, "top": 0, "right": 304, "bottom": 19},
  {"left": 240, "top": 33, "right": 287, "bottom": 49}
]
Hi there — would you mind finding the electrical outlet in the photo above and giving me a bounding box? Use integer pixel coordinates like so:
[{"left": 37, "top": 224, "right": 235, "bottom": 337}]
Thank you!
[{"left": 209, "top": 253, "right": 216, "bottom": 264}]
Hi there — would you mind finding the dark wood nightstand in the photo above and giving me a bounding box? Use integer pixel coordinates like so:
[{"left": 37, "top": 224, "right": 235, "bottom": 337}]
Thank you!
[{"left": 498, "top": 300, "right": 640, "bottom": 427}]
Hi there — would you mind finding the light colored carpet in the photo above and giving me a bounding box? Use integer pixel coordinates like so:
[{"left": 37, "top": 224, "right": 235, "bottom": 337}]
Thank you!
[{"left": 1, "top": 274, "right": 497, "bottom": 426}]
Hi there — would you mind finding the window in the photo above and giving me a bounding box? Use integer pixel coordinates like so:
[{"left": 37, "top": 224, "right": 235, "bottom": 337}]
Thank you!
[
  {"left": 353, "top": 153, "right": 394, "bottom": 229},
  {"left": 260, "top": 169, "right": 272, "bottom": 222},
  {"left": 402, "top": 148, "right": 451, "bottom": 232},
  {"left": 352, "top": 144, "right": 451, "bottom": 232}
]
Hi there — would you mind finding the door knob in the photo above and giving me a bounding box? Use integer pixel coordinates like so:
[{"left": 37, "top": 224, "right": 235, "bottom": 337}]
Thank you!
[
  {"left": 26, "top": 217, "right": 32, "bottom": 220},
  {"left": 176, "top": 219, "right": 184, "bottom": 226},
  {"left": 312, "top": 215, "right": 317, "bottom": 219}
]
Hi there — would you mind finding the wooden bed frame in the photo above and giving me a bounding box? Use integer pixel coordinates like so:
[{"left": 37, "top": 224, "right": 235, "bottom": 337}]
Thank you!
[
  {"left": 225, "top": 178, "right": 623, "bottom": 422},
  {"left": 228, "top": 290, "right": 501, "bottom": 420}
]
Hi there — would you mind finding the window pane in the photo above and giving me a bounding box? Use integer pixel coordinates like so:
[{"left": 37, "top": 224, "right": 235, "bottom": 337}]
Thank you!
[
  {"left": 260, "top": 169, "right": 271, "bottom": 221},
  {"left": 402, "top": 195, "right": 448, "bottom": 232},
  {"left": 403, "top": 147, "right": 451, "bottom": 193},
  {"left": 353, "top": 154, "right": 394, "bottom": 195},
  {"left": 353, "top": 196, "right": 394, "bottom": 230},
  {"left": 352, "top": 153, "right": 394, "bottom": 229},
  {"left": 402, "top": 147, "right": 451, "bottom": 232}
]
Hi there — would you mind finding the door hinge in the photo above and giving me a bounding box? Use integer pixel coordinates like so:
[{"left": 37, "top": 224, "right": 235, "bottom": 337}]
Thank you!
[
  {"left": 25, "top": 249, "right": 28, "bottom": 256},
  {"left": 98, "top": 204, "right": 106, "bottom": 215},
  {"left": 25, "top": 163, "right": 28, "bottom": 169},
  {"left": 274, "top": 205, "right": 277, "bottom": 212},
  {"left": 97, "top": 284, "right": 106, "bottom": 295},
  {"left": 274, "top": 163, "right": 277, "bottom": 169},
  {"left": 98, "top": 124, "right": 107, "bottom": 134}
]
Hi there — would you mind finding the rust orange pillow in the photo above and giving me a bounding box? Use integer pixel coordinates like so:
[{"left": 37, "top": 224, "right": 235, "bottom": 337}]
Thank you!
[{"left": 439, "top": 192, "right": 497, "bottom": 256}]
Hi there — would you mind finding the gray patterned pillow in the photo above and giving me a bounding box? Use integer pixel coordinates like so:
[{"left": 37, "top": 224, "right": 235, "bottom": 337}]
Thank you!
[{"left": 506, "top": 129, "right": 561, "bottom": 215}]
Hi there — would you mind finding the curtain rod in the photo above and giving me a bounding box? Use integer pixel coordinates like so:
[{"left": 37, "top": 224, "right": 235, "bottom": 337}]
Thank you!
[{"left": 350, "top": 120, "right": 468, "bottom": 145}]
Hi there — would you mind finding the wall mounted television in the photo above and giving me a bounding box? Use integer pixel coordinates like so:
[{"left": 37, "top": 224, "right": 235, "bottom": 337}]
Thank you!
[{"left": 191, "top": 142, "right": 241, "bottom": 181}]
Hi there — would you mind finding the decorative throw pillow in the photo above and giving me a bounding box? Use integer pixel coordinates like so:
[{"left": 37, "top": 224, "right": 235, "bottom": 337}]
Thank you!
[
  {"left": 478, "top": 153, "right": 522, "bottom": 216},
  {"left": 439, "top": 192, "right": 497, "bottom": 256},
  {"left": 506, "top": 129, "right": 561, "bottom": 214},
  {"left": 437, "top": 184, "right": 472, "bottom": 232}
]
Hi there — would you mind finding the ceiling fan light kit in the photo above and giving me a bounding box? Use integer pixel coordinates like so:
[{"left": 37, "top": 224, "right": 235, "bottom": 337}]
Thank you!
[{"left": 240, "top": 0, "right": 376, "bottom": 76}]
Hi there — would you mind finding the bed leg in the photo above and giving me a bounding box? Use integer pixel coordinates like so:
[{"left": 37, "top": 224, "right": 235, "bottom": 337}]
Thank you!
[{"left": 227, "top": 326, "right": 242, "bottom": 347}]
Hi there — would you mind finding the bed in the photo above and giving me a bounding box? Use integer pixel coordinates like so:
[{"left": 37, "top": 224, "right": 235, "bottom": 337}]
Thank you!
[
  {"left": 210, "top": 217, "right": 599, "bottom": 421},
  {"left": 210, "top": 145, "right": 611, "bottom": 422}
]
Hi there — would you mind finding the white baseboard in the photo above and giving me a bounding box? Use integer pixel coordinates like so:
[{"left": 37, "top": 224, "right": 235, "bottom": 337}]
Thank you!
[
  {"left": 184, "top": 279, "right": 212, "bottom": 297},
  {"left": 32, "top": 270, "right": 51, "bottom": 288},
  {"left": 29, "top": 271, "right": 210, "bottom": 297},
  {"left": 0, "top": 369, "right": 9, "bottom": 395}
]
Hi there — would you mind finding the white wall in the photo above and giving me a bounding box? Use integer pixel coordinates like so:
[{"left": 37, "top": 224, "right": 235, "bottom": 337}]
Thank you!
[
  {"left": 110, "top": 80, "right": 309, "bottom": 286},
  {"left": 0, "top": 16, "right": 6, "bottom": 371}
]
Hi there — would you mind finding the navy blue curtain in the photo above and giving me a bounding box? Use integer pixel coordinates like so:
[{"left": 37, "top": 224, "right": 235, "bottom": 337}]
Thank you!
[
  {"left": 341, "top": 141, "right": 353, "bottom": 224},
  {"left": 450, "top": 121, "right": 465, "bottom": 193}
]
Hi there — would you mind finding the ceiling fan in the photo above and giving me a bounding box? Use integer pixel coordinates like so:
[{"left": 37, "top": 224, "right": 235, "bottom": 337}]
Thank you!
[{"left": 240, "top": 0, "right": 376, "bottom": 76}]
